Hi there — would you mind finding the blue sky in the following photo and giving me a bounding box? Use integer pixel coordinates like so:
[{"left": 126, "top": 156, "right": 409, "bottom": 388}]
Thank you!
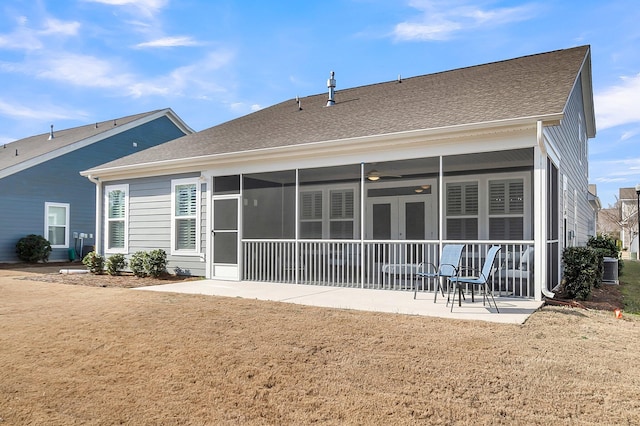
[{"left": 0, "top": 0, "right": 638, "bottom": 207}]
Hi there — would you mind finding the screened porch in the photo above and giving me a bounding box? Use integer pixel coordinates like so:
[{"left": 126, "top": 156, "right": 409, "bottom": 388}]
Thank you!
[{"left": 231, "top": 148, "right": 559, "bottom": 299}]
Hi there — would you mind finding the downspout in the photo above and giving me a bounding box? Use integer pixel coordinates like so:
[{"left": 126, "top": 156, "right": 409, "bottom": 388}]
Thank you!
[
  {"left": 86, "top": 175, "right": 102, "bottom": 256},
  {"left": 536, "top": 121, "right": 555, "bottom": 299}
]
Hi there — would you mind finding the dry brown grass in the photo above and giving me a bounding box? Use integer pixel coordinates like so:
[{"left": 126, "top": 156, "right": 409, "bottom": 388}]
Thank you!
[{"left": 1, "top": 269, "right": 639, "bottom": 425}]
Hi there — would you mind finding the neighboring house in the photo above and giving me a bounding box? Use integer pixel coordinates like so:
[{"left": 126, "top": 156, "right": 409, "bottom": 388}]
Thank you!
[
  {"left": 0, "top": 109, "right": 193, "bottom": 262},
  {"left": 619, "top": 187, "right": 639, "bottom": 252},
  {"left": 82, "top": 46, "right": 596, "bottom": 301},
  {"left": 587, "top": 184, "right": 601, "bottom": 238}
]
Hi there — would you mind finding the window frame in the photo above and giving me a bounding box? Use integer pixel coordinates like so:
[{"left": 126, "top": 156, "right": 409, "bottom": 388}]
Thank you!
[
  {"left": 171, "top": 178, "right": 201, "bottom": 255},
  {"left": 299, "top": 184, "right": 359, "bottom": 239},
  {"left": 44, "top": 202, "right": 70, "bottom": 248},
  {"left": 104, "top": 184, "right": 129, "bottom": 254},
  {"left": 444, "top": 172, "right": 530, "bottom": 240}
]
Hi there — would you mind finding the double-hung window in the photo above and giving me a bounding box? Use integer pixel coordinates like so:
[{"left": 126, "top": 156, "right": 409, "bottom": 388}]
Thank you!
[
  {"left": 105, "top": 184, "right": 128, "bottom": 253},
  {"left": 172, "top": 178, "right": 200, "bottom": 254},
  {"left": 300, "top": 187, "right": 357, "bottom": 239},
  {"left": 445, "top": 182, "right": 478, "bottom": 240},
  {"left": 45, "top": 202, "right": 69, "bottom": 248},
  {"left": 488, "top": 179, "right": 524, "bottom": 240}
]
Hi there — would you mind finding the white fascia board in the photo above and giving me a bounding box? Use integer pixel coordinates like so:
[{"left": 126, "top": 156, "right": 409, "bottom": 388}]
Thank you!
[
  {"left": 82, "top": 114, "right": 563, "bottom": 182},
  {"left": 1, "top": 109, "right": 183, "bottom": 180}
]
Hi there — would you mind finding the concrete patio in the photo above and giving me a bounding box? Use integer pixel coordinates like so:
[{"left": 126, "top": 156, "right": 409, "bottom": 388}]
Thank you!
[{"left": 136, "top": 280, "right": 544, "bottom": 324}]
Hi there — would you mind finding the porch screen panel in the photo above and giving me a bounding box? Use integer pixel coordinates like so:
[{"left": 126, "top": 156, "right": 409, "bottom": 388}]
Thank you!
[
  {"left": 175, "top": 183, "right": 197, "bottom": 250},
  {"left": 446, "top": 182, "right": 478, "bottom": 240},
  {"left": 372, "top": 204, "right": 392, "bottom": 239}
]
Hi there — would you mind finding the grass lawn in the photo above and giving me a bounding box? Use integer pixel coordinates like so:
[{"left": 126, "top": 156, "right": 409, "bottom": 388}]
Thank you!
[
  {"left": 1, "top": 268, "right": 640, "bottom": 424},
  {"left": 621, "top": 259, "right": 640, "bottom": 314}
]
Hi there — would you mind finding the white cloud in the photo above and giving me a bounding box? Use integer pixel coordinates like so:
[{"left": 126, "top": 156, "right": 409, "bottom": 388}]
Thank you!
[
  {"left": 35, "top": 53, "right": 134, "bottom": 88},
  {"left": 0, "top": 99, "right": 75, "bottom": 121},
  {"left": 41, "top": 18, "right": 81, "bottom": 36},
  {"left": 393, "top": 1, "right": 537, "bottom": 41},
  {"left": 134, "top": 36, "right": 201, "bottom": 48},
  {"left": 127, "top": 50, "right": 235, "bottom": 98},
  {"left": 0, "top": 16, "right": 80, "bottom": 51},
  {"left": 595, "top": 73, "right": 640, "bottom": 130},
  {"left": 82, "top": 0, "right": 168, "bottom": 18}
]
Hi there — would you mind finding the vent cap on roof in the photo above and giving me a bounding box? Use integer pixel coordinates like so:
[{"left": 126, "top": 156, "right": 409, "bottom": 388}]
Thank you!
[
  {"left": 48, "top": 124, "right": 54, "bottom": 140},
  {"left": 326, "top": 71, "right": 336, "bottom": 107}
]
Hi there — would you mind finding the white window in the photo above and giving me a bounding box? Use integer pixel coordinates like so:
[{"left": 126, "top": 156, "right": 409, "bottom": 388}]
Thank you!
[
  {"left": 172, "top": 178, "right": 200, "bottom": 254},
  {"left": 445, "top": 182, "right": 478, "bottom": 240},
  {"left": 105, "top": 184, "right": 128, "bottom": 253},
  {"left": 299, "top": 186, "right": 357, "bottom": 239},
  {"left": 45, "top": 202, "right": 69, "bottom": 248},
  {"left": 488, "top": 179, "right": 524, "bottom": 240}
]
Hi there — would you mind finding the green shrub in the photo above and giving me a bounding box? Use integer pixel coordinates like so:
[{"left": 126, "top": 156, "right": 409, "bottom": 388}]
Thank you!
[
  {"left": 15, "top": 234, "right": 52, "bottom": 263},
  {"left": 129, "top": 251, "right": 149, "bottom": 278},
  {"left": 562, "top": 247, "right": 599, "bottom": 300},
  {"left": 82, "top": 251, "right": 105, "bottom": 274},
  {"left": 587, "top": 234, "right": 624, "bottom": 275},
  {"left": 147, "top": 249, "right": 167, "bottom": 278},
  {"left": 105, "top": 253, "right": 127, "bottom": 276}
]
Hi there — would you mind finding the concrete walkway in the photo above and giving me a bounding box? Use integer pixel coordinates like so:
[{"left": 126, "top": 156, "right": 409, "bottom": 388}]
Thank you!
[{"left": 136, "top": 280, "right": 544, "bottom": 324}]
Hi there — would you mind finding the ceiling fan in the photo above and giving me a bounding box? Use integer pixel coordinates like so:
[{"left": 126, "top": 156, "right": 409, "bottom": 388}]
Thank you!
[{"left": 366, "top": 169, "right": 402, "bottom": 181}]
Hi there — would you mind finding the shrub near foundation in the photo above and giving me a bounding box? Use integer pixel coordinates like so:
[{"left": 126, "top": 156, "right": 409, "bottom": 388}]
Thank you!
[
  {"left": 562, "top": 247, "right": 599, "bottom": 300},
  {"left": 105, "top": 254, "right": 127, "bottom": 276},
  {"left": 129, "top": 249, "right": 167, "bottom": 278},
  {"left": 82, "top": 251, "right": 105, "bottom": 274},
  {"left": 15, "top": 234, "right": 52, "bottom": 263}
]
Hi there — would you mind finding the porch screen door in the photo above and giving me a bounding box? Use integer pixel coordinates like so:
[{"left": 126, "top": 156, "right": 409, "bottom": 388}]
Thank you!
[{"left": 212, "top": 196, "right": 240, "bottom": 280}]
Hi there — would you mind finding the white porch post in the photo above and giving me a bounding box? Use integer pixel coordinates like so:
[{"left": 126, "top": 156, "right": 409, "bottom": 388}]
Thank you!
[
  {"left": 360, "top": 162, "right": 365, "bottom": 289},
  {"left": 534, "top": 120, "right": 548, "bottom": 301},
  {"left": 438, "top": 155, "right": 444, "bottom": 251},
  {"left": 295, "top": 168, "right": 300, "bottom": 284}
]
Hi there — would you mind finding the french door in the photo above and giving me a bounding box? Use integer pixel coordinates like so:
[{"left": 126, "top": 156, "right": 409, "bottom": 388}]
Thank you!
[{"left": 366, "top": 195, "right": 436, "bottom": 240}]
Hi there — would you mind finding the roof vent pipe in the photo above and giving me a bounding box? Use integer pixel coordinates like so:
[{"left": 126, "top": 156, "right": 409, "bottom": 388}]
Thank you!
[
  {"left": 326, "top": 71, "right": 336, "bottom": 107},
  {"left": 48, "top": 124, "right": 54, "bottom": 140}
]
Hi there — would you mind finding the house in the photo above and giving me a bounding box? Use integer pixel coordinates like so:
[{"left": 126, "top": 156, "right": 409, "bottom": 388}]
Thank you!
[
  {"left": 81, "top": 46, "right": 596, "bottom": 301},
  {"left": 618, "top": 187, "right": 639, "bottom": 253},
  {"left": 0, "top": 109, "right": 193, "bottom": 262}
]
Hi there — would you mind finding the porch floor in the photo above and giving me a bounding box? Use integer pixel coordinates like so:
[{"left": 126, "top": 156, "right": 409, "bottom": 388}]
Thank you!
[{"left": 136, "top": 280, "right": 544, "bottom": 324}]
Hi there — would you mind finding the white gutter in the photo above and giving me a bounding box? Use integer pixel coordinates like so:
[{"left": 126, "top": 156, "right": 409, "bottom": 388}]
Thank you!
[{"left": 86, "top": 175, "right": 102, "bottom": 256}]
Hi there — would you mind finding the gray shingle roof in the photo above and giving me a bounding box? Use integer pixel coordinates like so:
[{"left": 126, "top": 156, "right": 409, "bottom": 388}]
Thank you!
[
  {"left": 90, "top": 45, "right": 591, "bottom": 171},
  {"left": 0, "top": 110, "right": 165, "bottom": 172}
]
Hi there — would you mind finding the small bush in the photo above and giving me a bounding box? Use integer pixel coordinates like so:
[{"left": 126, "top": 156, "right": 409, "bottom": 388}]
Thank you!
[
  {"left": 562, "top": 247, "right": 599, "bottom": 300},
  {"left": 587, "top": 234, "right": 624, "bottom": 275},
  {"left": 129, "top": 249, "right": 168, "bottom": 278},
  {"left": 147, "top": 249, "right": 167, "bottom": 278},
  {"left": 129, "top": 251, "right": 149, "bottom": 278},
  {"left": 82, "top": 251, "right": 105, "bottom": 274},
  {"left": 105, "top": 253, "right": 127, "bottom": 276},
  {"left": 15, "top": 234, "right": 52, "bottom": 263}
]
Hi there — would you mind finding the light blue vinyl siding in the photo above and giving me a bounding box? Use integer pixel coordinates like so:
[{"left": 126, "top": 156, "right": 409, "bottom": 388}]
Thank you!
[
  {"left": 106, "top": 173, "right": 207, "bottom": 276},
  {"left": 0, "top": 116, "right": 188, "bottom": 262},
  {"left": 544, "top": 76, "right": 593, "bottom": 246}
]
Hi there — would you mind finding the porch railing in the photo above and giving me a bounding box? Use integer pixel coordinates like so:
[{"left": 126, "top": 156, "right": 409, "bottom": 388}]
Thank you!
[{"left": 242, "top": 240, "right": 534, "bottom": 298}]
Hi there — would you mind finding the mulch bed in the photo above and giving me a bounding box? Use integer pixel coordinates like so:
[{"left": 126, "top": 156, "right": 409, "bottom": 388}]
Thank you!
[{"left": 3, "top": 261, "right": 625, "bottom": 309}]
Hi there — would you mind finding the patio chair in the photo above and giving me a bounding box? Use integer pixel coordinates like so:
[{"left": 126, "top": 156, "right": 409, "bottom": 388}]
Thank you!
[
  {"left": 414, "top": 244, "right": 465, "bottom": 301},
  {"left": 448, "top": 245, "right": 501, "bottom": 313}
]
